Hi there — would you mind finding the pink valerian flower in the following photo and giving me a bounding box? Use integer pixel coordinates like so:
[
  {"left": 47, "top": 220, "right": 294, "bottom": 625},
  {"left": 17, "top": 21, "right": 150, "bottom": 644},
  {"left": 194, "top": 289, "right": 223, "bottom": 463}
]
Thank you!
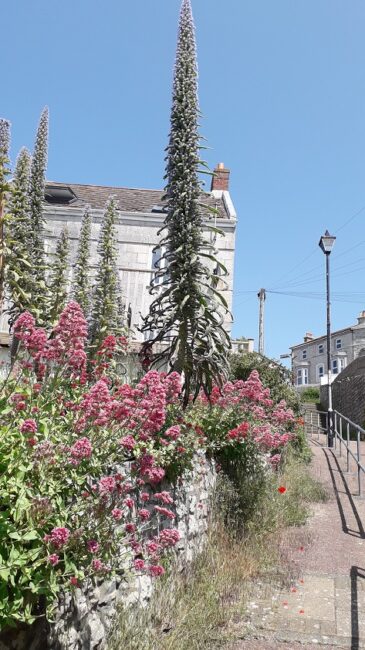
[
  {"left": 70, "top": 437, "right": 92, "bottom": 460},
  {"left": 98, "top": 476, "right": 116, "bottom": 494},
  {"left": 146, "top": 540, "right": 160, "bottom": 555},
  {"left": 163, "top": 425, "right": 181, "bottom": 440},
  {"left": 162, "top": 371, "right": 182, "bottom": 401},
  {"left": 138, "top": 508, "right": 150, "bottom": 521},
  {"left": 47, "top": 554, "right": 60, "bottom": 566},
  {"left": 112, "top": 508, "right": 124, "bottom": 521},
  {"left": 44, "top": 527, "right": 70, "bottom": 549},
  {"left": 129, "top": 539, "right": 142, "bottom": 554},
  {"left": 148, "top": 564, "right": 165, "bottom": 577},
  {"left": 13, "top": 311, "right": 36, "bottom": 340},
  {"left": 158, "top": 529, "right": 181, "bottom": 548},
  {"left": 154, "top": 491, "right": 173, "bottom": 505},
  {"left": 154, "top": 506, "right": 175, "bottom": 520},
  {"left": 92, "top": 558, "right": 108, "bottom": 573},
  {"left": 124, "top": 498, "right": 134, "bottom": 509},
  {"left": 272, "top": 400, "right": 295, "bottom": 424},
  {"left": 79, "top": 379, "right": 112, "bottom": 427},
  {"left": 140, "top": 492, "right": 150, "bottom": 502},
  {"left": 70, "top": 576, "right": 79, "bottom": 587},
  {"left": 138, "top": 454, "right": 165, "bottom": 485},
  {"left": 125, "top": 523, "right": 136, "bottom": 533},
  {"left": 87, "top": 540, "right": 100, "bottom": 554},
  {"left": 20, "top": 419, "right": 37, "bottom": 434},
  {"left": 119, "top": 435, "right": 136, "bottom": 451},
  {"left": 269, "top": 454, "right": 282, "bottom": 467},
  {"left": 97, "top": 335, "right": 117, "bottom": 358},
  {"left": 227, "top": 422, "right": 249, "bottom": 440},
  {"left": 134, "top": 559, "right": 145, "bottom": 571}
]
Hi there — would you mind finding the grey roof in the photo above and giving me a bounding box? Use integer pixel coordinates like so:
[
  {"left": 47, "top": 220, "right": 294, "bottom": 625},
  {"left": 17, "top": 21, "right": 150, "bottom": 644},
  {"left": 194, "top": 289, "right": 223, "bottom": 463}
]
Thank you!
[{"left": 44, "top": 181, "right": 231, "bottom": 219}]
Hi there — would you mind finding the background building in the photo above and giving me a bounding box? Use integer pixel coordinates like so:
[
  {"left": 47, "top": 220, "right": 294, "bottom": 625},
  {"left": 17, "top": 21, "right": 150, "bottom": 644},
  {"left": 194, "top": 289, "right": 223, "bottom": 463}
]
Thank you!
[
  {"left": 290, "top": 310, "right": 365, "bottom": 389},
  {"left": 0, "top": 163, "right": 237, "bottom": 348}
]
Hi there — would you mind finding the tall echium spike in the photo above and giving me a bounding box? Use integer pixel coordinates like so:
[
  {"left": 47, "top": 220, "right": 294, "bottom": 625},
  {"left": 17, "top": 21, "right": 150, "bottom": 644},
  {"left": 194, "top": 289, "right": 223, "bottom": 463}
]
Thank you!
[
  {"left": 6, "top": 147, "right": 35, "bottom": 329},
  {"left": 89, "top": 197, "right": 124, "bottom": 351},
  {"left": 29, "top": 107, "right": 49, "bottom": 317},
  {"left": 72, "top": 205, "right": 93, "bottom": 316},
  {"left": 0, "top": 119, "right": 11, "bottom": 313},
  {"left": 140, "top": 0, "right": 230, "bottom": 406},
  {"left": 48, "top": 226, "right": 70, "bottom": 324}
]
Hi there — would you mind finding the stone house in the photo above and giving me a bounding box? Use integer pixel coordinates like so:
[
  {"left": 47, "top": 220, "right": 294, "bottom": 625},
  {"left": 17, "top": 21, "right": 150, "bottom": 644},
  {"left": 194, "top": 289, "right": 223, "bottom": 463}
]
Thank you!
[
  {"left": 0, "top": 163, "right": 236, "bottom": 359},
  {"left": 290, "top": 310, "right": 365, "bottom": 389}
]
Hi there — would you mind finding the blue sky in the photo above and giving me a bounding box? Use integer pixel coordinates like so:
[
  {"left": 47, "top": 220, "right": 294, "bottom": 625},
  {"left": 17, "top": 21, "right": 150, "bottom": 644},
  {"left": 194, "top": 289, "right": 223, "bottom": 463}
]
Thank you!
[{"left": 3, "top": 0, "right": 365, "bottom": 360}]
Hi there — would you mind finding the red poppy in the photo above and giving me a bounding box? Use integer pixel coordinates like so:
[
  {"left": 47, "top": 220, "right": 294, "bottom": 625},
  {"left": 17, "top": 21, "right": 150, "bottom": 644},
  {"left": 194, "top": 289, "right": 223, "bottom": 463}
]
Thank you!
[
  {"left": 70, "top": 577, "right": 79, "bottom": 587},
  {"left": 278, "top": 486, "right": 287, "bottom": 494},
  {"left": 299, "top": 609, "right": 305, "bottom": 614}
]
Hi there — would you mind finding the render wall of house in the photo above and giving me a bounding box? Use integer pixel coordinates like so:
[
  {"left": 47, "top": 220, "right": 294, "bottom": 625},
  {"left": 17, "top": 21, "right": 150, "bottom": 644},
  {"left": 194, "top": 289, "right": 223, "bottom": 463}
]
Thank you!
[{"left": 42, "top": 206, "right": 236, "bottom": 339}]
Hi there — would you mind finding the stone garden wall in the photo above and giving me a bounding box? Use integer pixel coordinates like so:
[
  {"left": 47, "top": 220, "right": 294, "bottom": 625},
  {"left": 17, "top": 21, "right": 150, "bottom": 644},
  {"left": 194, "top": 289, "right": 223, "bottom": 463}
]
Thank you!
[
  {"left": 0, "top": 454, "right": 216, "bottom": 650},
  {"left": 320, "top": 355, "right": 365, "bottom": 427}
]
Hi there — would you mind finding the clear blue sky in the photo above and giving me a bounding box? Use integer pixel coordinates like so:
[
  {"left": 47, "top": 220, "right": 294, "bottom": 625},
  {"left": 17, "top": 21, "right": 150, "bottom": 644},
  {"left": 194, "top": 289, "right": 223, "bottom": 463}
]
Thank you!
[{"left": 3, "top": 0, "right": 365, "bottom": 360}]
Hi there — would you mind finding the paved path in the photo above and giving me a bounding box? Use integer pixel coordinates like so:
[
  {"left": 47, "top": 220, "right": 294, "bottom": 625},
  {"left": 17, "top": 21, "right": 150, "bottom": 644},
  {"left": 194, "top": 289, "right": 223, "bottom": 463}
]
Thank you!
[{"left": 230, "top": 438, "right": 365, "bottom": 649}]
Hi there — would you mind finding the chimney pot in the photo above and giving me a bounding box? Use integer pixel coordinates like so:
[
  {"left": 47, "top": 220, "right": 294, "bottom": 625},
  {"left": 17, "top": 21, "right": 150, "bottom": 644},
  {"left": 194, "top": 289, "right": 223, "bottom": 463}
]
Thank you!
[
  {"left": 211, "top": 162, "right": 230, "bottom": 192},
  {"left": 303, "top": 332, "right": 314, "bottom": 342}
]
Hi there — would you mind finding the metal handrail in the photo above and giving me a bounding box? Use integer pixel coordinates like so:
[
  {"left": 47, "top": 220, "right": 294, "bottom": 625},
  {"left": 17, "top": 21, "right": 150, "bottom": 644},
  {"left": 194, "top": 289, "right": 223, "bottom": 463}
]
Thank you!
[
  {"left": 333, "top": 410, "right": 365, "bottom": 497},
  {"left": 304, "top": 408, "right": 365, "bottom": 497},
  {"left": 304, "top": 409, "right": 328, "bottom": 440}
]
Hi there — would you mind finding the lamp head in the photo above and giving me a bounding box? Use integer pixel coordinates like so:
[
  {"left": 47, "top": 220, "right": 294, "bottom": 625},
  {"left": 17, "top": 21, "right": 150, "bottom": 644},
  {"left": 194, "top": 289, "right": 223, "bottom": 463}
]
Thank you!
[{"left": 319, "top": 230, "right": 336, "bottom": 254}]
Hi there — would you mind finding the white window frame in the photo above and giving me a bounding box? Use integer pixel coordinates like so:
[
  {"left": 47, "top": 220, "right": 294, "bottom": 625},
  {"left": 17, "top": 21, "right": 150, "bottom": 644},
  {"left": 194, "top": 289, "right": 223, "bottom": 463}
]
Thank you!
[
  {"left": 302, "top": 349, "right": 307, "bottom": 360},
  {"left": 297, "top": 368, "right": 308, "bottom": 386},
  {"left": 318, "top": 344, "right": 324, "bottom": 354},
  {"left": 317, "top": 364, "right": 325, "bottom": 381},
  {"left": 332, "top": 359, "right": 339, "bottom": 374},
  {"left": 335, "top": 338, "right": 342, "bottom": 350},
  {"left": 339, "top": 357, "right": 347, "bottom": 373}
]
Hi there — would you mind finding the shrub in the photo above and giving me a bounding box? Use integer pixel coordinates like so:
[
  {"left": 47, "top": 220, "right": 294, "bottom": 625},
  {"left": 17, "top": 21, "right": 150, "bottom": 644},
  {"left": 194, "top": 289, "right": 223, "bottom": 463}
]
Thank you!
[
  {"left": 0, "top": 303, "right": 304, "bottom": 631},
  {"left": 0, "top": 304, "right": 194, "bottom": 629},
  {"left": 229, "top": 352, "right": 300, "bottom": 414},
  {"left": 300, "top": 387, "right": 320, "bottom": 403}
]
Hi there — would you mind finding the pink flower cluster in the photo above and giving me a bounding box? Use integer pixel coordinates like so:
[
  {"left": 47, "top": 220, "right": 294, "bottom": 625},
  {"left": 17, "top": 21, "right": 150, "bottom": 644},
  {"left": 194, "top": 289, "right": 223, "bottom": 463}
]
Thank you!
[
  {"left": 13, "top": 302, "right": 88, "bottom": 381},
  {"left": 44, "top": 527, "right": 70, "bottom": 549}
]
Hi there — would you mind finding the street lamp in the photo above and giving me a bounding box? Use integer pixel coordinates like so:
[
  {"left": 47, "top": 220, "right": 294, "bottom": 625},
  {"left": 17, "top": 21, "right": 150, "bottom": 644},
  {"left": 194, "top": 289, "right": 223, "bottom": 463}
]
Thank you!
[{"left": 319, "top": 230, "right": 336, "bottom": 447}]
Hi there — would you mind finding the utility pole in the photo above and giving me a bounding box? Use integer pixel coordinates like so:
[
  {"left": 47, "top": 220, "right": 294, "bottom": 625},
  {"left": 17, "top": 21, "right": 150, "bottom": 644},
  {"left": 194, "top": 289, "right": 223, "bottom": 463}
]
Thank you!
[{"left": 258, "top": 288, "right": 266, "bottom": 355}]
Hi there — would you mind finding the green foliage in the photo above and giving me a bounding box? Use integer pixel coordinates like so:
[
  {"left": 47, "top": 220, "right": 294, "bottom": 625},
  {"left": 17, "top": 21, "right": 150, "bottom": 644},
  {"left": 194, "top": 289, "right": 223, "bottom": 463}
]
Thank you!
[
  {"left": 48, "top": 227, "right": 70, "bottom": 324},
  {"left": 140, "top": 0, "right": 230, "bottom": 406},
  {"left": 0, "top": 119, "right": 11, "bottom": 312},
  {"left": 72, "top": 206, "right": 92, "bottom": 316},
  {"left": 89, "top": 198, "right": 124, "bottom": 349},
  {"left": 29, "top": 107, "right": 49, "bottom": 322},
  {"left": 300, "top": 387, "right": 320, "bottom": 403},
  {"left": 0, "top": 119, "right": 11, "bottom": 190},
  {"left": 5, "top": 148, "right": 36, "bottom": 329},
  {"left": 230, "top": 352, "right": 300, "bottom": 413}
]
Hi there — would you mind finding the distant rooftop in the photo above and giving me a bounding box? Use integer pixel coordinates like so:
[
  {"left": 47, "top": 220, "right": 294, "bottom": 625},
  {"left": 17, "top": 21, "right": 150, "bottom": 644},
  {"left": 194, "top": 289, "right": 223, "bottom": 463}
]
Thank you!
[{"left": 44, "top": 181, "right": 232, "bottom": 220}]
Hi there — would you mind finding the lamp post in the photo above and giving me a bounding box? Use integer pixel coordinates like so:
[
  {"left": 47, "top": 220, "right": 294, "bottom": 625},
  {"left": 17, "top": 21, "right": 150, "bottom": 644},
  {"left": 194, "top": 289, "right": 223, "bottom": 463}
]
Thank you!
[{"left": 319, "top": 230, "right": 336, "bottom": 447}]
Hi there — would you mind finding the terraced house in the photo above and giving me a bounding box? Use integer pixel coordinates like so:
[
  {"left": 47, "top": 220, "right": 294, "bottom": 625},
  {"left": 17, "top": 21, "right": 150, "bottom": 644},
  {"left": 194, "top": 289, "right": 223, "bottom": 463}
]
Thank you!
[{"left": 290, "top": 310, "right": 365, "bottom": 389}]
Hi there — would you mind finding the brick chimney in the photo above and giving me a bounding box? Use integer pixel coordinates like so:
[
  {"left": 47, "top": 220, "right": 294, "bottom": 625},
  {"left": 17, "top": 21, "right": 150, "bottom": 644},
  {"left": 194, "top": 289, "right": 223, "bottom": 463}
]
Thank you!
[
  {"left": 303, "top": 332, "right": 314, "bottom": 343},
  {"left": 211, "top": 162, "right": 230, "bottom": 192}
]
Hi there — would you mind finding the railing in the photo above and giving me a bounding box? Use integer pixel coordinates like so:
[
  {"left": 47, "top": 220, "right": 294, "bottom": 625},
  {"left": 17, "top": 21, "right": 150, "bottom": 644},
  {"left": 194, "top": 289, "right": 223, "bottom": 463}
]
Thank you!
[
  {"left": 333, "top": 410, "right": 365, "bottom": 497},
  {"left": 305, "top": 409, "right": 328, "bottom": 440},
  {"left": 304, "top": 408, "right": 365, "bottom": 497}
]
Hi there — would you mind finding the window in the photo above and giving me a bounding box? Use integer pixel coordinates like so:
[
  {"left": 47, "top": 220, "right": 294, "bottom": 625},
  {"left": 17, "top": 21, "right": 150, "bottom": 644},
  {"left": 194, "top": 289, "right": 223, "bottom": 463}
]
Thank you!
[
  {"left": 317, "top": 365, "right": 324, "bottom": 381},
  {"left": 332, "top": 359, "right": 338, "bottom": 374},
  {"left": 151, "top": 246, "right": 169, "bottom": 287},
  {"left": 318, "top": 344, "right": 324, "bottom": 354},
  {"left": 336, "top": 338, "right": 342, "bottom": 350},
  {"left": 297, "top": 368, "right": 308, "bottom": 386},
  {"left": 302, "top": 349, "right": 307, "bottom": 360}
]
